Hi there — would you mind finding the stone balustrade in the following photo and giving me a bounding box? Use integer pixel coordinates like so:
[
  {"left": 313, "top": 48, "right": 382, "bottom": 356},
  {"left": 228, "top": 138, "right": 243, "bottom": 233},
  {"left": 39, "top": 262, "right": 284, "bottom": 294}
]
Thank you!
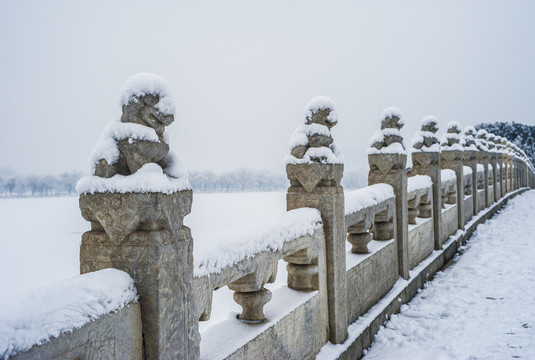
[
  {"left": 9, "top": 86, "right": 535, "bottom": 360},
  {"left": 193, "top": 222, "right": 324, "bottom": 324}
]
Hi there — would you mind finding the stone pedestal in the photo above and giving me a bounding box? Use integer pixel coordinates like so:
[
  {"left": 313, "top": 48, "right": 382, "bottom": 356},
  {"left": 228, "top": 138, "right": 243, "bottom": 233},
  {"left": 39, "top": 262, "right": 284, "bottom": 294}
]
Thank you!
[
  {"left": 441, "top": 150, "right": 464, "bottom": 230},
  {"left": 463, "top": 150, "right": 478, "bottom": 216},
  {"left": 412, "top": 151, "right": 442, "bottom": 250},
  {"left": 286, "top": 163, "right": 348, "bottom": 344},
  {"left": 80, "top": 191, "right": 199, "bottom": 360},
  {"left": 368, "top": 153, "right": 409, "bottom": 280}
]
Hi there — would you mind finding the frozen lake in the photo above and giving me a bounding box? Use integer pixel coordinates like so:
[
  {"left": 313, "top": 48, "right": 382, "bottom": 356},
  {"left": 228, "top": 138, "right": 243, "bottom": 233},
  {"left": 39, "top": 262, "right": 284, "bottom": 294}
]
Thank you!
[{"left": 0, "top": 192, "right": 287, "bottom": 299}]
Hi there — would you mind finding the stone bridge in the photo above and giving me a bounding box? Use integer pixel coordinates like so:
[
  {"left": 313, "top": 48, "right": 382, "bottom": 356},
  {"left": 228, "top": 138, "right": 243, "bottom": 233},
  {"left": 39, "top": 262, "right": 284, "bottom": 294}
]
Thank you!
[{"left": 5, "top": 77, "right": 535, "bottom": 360}]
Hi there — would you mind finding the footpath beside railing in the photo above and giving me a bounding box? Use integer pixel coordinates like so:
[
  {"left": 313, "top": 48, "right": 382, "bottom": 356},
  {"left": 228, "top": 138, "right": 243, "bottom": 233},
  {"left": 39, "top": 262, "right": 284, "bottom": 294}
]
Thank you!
[{"left": 2, "top": 76, "right": 534, "bottom": 360}]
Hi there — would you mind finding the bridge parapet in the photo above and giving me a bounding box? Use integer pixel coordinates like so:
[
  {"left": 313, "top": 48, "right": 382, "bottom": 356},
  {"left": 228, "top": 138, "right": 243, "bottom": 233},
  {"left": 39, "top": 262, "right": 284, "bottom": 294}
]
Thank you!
[{"left": 7, "top": 81, "right": 535, "bottom": 360}]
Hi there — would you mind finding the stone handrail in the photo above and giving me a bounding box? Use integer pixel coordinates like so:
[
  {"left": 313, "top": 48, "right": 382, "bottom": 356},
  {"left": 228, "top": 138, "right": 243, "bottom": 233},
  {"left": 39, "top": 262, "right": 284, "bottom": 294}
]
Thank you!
[
  {"left": 407, "top": 176, "right": 433, "bottom": 224},
  {"left": 193, "top": 225, "right": 323, "bottom": 322},
  {"left": 344, "top": 184, "right": 396, "bottom": 253}
]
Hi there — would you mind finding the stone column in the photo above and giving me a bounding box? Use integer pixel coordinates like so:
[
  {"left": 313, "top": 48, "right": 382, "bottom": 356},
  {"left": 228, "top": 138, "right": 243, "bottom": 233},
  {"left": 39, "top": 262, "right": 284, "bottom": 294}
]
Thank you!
[
  {"left": 462, "top": 127, "right": 478, "bottom": 216},
  {"left": 286, "top": 97, "right": 347, "bottom": 344},
  {"left": 441, "top": 122, "right": 464, "bottom": 230},
  {"left": 78, "top": 78, "right": 199, "bottom": 360},
  {"left": 513, "top": 155, "right": 518, "bottom": 190},
  {"left": 487, "top": 134, "right": 499, "bottom": 202},
  {"left": 411, "top": 116, "right": 441, "bottom": 250},
  {"left": 496, "top": 137, "right": 506, "bottom": 196},
  {"left": 368, "top": 107, "right": 409, "bottom": 280},
  {"left": 80, "top": 192, "right": 198, "bottom": 360},
  {"left": 476, "top": 130, "right": 491, "bottom": 206},
  {"left": 503, "top": 142, "right": 511, "bottom": 193}
]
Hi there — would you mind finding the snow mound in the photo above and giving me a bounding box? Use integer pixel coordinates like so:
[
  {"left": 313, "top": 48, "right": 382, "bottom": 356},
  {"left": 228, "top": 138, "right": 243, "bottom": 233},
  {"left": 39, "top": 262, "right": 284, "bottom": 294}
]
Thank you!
[
  {"left": 463, "top": 165, "right": 473, "bottom": 175},
  {"left": 421, "top": 115, "right": 438, "bottom": 127},
  {"left": 345, "top": 184, "right": 395, "bottom": 215},
  {"left": 0, "top": 269, "right": 137, "bottom": 359},
  {"left": 76, "top": 163, "right": 191, "bottom": 194},
  {"left": 408, "top": 175, "right": 432, "bottom": 193},
  {"left": 118, "top": 72, "right": 175, "bottom": 115},
  {"left": 441, "top": 169, "right": 456, "bottom": 183},
  {"left": 380, "top": 106, "right": 403, "bottom": 124},
  {"left": 304, "top": 96, "right": 338, "bottom": 125},
  {"left": 194, "top": 208, "right": 322, "bottom": 277}
]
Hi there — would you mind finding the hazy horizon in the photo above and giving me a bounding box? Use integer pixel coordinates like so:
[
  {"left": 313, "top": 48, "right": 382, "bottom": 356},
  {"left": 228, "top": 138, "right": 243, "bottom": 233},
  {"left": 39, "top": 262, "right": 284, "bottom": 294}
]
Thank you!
[{"left": 2, "top": 0, "right": 535, "bottom": 176}]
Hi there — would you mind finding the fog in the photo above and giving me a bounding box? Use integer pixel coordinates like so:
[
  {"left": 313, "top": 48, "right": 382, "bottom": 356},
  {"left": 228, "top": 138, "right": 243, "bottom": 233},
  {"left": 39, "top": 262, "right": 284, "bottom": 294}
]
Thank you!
[{"left": 1, "top": 0, "right": 534, "bottom": 175}]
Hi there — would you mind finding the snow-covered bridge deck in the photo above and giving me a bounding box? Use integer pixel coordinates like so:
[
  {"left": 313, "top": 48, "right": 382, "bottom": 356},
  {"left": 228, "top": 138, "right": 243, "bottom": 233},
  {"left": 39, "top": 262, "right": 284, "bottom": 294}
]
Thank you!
[{"left": 362, "top": 190, "right": 535, "bottom": 359}]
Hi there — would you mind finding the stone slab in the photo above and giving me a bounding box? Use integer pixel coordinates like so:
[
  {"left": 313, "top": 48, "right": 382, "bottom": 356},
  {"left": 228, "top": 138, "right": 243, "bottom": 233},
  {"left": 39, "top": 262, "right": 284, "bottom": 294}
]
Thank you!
[
  {"left": 408, "top": 217, "right": 434, "bottom": 270},
  {"left": 13, "top": 303, "right": 142, "bottom": 360},
  {"left": 346, "top": 240, "right": 398, "bottom": 324},
  {"left": 441, "top": 205, "right": 457, "bottom": 245}
]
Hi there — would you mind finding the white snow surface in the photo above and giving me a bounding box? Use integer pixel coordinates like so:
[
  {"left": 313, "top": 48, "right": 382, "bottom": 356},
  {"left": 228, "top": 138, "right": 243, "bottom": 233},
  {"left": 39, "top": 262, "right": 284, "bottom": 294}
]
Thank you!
[
  {"left": 477, "top": 164, "right": 484, "bottom": 172},
  {"left": 76, "top": 163, "right": 191, "bottom": 194},
  {"left": 441, "top": 169, "right": 456, "bottom": 183},
  {"left": 420, "top": 115, "right": 438, "bottom": 127},
  {"left": 380, "top": 106, "right": 403, "bottom": 124},
  {"left": 193, "top": 207, "right": 322, "bottom": 277},
  {"left": 364, "top": 190, "right": 535, "bottom": 359},
  {"left": 285, "top": 146, "right": 343, "bottom": 165},
  {"left": 463, "top": 165, "right": 473, "bottom": 175},
  {"left": 0, "top": 269, "right": 137, "bottom": 359},
  {"left": 445, "top": 121, "right": 461, "bottom": 131},
  {"left": 345, "top": 184, "right": 395, "bottom": 216},
  {"left": 118, "top": 72, "right": 175, "bottom": 115},
  {"left": 367, "top": 142, "right": 406, "bottom": 155},
  {"left": 89, "top": 118, "right": 160, "bottom": 167},
  {"left": 407, "top": 175, "right": 432, "bottom": 193},
  {"left": 304, "top": 96, "right": 338, "bottom": 124}
]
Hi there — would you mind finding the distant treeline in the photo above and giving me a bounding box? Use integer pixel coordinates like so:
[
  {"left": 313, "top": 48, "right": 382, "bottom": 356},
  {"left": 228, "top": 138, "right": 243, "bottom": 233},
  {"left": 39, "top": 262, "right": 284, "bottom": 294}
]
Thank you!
[
  {"left": 187, "top": 168, "right": 366, "bottom": 192},
  {"left": 476, "top": 121, "right": 535, "bottom": 164},
  {"left": 0, "top": 170, "right": 84, "bottom": 197},
  {"left": 0, "top": 168, "right": 368, "bottom": 197}
]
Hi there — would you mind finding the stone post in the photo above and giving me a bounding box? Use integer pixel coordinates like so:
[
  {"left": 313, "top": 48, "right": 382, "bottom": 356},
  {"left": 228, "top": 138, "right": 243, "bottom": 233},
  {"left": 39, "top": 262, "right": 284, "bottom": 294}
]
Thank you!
[
  {"left": 286, "top": 96, "right": 347, "bottom": 344},
  {"left": 513, "top": 155, "right": 518, "bottom": 190},
  {"left": 368, "top": 107, "right": 409, "bottom": 280},
  {"left": 411, "top": 116, "right": 441, "bottom": 250},
  {"left": 78, "top": 75, "right": 199, "bottom": 360},
  {"left": 487, "top": 134, "right": 499, "bottom": 202},
  {"left": 462, "top": 126, "right": 478, "bottom": 216},
  {"left": 503, "top": 141, "right": 511, "bottom": 193},
  {"left": 441, "top": 122, "right": 464, "bottom": 230},
  {"left": 80, "top": 193, "right": 197, "bottom": 360},
  {"left": 476, "top": 130, "right": 491, "bottom": 206},
  {"left": 496, "top": 137, "right": 506, "bottom": 196}
]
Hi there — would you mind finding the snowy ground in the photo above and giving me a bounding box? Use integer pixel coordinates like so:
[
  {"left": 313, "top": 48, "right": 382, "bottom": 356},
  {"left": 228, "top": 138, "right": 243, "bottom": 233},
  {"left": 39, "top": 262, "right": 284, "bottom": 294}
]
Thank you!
[
  {"left": 0, "top": 192, "right": 286, "bottom": 298},
  {"left": 364, "top": 190, "right": 535, "bottom": 360}
]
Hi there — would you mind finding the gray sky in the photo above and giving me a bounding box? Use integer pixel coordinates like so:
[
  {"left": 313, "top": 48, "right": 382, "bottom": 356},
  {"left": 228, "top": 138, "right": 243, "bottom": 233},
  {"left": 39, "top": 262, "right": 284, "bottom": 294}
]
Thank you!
[{"left": 1, "top": 0, "right": 535, "bottom": 175}]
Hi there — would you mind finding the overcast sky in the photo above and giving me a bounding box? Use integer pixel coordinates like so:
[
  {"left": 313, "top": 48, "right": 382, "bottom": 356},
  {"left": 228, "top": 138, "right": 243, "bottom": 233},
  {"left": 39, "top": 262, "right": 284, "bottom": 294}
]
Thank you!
[{"left": 1, "top": 0, "right": 535, "bottom": 175}]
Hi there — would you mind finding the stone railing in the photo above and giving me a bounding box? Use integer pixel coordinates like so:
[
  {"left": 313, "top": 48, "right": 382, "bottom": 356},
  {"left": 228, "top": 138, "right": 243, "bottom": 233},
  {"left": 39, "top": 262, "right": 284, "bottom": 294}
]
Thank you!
[{"left": 7, "top": 86, "right": 535, "bottom": 360}]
